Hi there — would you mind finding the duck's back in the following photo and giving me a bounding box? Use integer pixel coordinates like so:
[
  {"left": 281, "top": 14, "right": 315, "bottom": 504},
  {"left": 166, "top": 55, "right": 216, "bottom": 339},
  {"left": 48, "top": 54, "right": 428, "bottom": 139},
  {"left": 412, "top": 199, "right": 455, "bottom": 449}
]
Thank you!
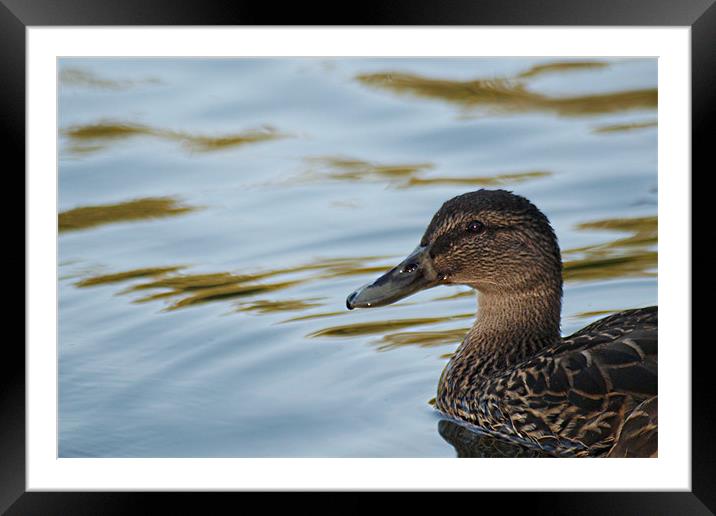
[{"left": 472, "top": 307, "right": 658, "bottom": 456}]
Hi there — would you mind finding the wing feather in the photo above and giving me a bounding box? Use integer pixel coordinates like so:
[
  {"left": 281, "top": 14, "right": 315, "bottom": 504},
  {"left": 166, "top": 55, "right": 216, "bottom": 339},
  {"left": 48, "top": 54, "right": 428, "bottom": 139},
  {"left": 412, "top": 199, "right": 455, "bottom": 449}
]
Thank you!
[{"left": 501, "top": 307, "right": 657, "bottom": 455}]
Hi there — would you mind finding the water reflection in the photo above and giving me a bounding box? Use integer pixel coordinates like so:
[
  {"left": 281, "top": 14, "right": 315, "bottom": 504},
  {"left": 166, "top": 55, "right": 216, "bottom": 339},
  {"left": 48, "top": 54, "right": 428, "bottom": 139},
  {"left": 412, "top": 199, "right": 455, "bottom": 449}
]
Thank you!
[
  {"left": 74, "top": 256, "right": 391, "bottom": 311},
  {"left": 516, "top": 60, "right": 609, "bottom": 79},
  {"left": 376, "top": 328, "right": 469, "bottom": 351},
  {"left": 593, "top": 120, "right": 658, "bottom": 133},
  {"left": 59, "top": 197, "right": 197, "bottom": 232},
  {"left": 74, "top": 266, "right": 186, "bottom": 287},
  {"left": 438, "top": 419, "right": 552, "bottom": 458},
  {"left": 303, "top": 156, "right": 433, "bottom": 185},
  {"left": 299, "top": 156, "right": 550, "bottom": 189},
  {"left": 563, "top": 216, "right": 657, "bottom": 281},
  {"left": 62, "top": 121, "right": 287, "bottom": 155},
  {"left": 72, "top": 251, "right": 473, "bottom": 354},
  {"left": 236, "top": 298, "right": 325, "bottom": 315},
  {"left": 404, "top": 171, "right": 550, "bottom": 188},
  {"left": 356, "top": 61, "right": 656, "bottom": 117},
  {"left": 308, "top": 315, "right": 471, "bottom": 338},
  {"left": 283, "top": 311, "right": 345, "bottom": 323}
]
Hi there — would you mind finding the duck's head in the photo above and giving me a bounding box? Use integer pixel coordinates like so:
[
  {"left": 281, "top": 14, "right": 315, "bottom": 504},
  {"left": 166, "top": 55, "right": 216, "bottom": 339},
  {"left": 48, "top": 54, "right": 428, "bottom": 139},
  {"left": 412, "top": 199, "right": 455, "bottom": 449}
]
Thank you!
[{"left": 346, "top": 189, "right": 562, "bottom": 310}]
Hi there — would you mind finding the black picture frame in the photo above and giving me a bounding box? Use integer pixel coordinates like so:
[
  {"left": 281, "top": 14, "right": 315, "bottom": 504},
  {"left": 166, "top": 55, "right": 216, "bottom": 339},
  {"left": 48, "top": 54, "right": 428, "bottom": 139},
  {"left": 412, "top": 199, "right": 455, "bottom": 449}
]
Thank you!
[{"left": 5, "top": 0, "right": 709, "bottom": 512}]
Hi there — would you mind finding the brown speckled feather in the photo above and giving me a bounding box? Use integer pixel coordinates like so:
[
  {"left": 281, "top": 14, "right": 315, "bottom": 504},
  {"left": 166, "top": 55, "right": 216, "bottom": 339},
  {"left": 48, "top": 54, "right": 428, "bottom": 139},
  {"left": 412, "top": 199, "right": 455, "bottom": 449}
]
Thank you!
[
  {"left": 606, "top": 396, "right": 658, "bottom": 457},
  {"left": 437, "top": 304, "right": 657, "bottom": 457}
]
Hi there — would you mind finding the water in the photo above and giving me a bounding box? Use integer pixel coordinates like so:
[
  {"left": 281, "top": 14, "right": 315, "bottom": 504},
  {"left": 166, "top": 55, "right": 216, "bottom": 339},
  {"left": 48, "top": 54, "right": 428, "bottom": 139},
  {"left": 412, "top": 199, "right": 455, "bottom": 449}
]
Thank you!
[{"left": 58, "top": 58, "right": 657, "bottom": 457}]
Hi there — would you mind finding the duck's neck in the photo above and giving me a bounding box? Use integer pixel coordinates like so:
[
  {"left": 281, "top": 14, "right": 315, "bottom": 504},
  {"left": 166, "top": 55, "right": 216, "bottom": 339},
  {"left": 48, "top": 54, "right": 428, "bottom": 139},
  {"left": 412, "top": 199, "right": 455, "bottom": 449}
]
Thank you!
[{"left": 457, "top": 283, "right": 562, "bottom": 378}]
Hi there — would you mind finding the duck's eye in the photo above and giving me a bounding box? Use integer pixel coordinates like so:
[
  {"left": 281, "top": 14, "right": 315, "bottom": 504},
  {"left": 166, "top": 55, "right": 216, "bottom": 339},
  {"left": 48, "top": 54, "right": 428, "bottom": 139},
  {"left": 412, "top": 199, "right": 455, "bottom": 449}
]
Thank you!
[{"left": 467, "top": 220, "right": 485, "bottom": 234}]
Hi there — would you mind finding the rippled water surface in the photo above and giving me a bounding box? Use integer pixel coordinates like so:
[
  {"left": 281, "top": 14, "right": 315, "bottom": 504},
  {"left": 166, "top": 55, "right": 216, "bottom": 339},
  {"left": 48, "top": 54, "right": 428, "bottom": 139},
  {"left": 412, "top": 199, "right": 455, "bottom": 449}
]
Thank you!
[{"left": 58, "top": 58, "right": 657, "bottom": 457}]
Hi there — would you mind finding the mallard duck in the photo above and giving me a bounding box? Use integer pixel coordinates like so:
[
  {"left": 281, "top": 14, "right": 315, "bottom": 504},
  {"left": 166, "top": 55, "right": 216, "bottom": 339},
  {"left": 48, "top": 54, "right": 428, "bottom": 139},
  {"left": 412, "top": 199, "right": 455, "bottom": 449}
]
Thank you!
[{"left": 346, "top": 189, "right": 657, "bottom": 457}]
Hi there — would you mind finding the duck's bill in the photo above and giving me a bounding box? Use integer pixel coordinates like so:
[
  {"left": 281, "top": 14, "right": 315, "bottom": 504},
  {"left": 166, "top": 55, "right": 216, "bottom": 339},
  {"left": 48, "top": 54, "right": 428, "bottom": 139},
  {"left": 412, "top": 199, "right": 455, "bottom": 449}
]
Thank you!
[{"left": 346, "top": 245, "right": 440, "bottom": 309}]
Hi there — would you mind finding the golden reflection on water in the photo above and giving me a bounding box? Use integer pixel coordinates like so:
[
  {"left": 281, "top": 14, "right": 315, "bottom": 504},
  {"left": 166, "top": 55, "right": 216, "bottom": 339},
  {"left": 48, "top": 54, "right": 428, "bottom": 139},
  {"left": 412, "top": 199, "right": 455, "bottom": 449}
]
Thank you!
[
  {"left": 307, "top": 314, "right": 472, "bottom": 338},
  {"left": 355, "top": 61, "right": 656, "bottom": 118},
  {"left": 562, "top": 216, "right": 657, "bottom": 282},
  {"left": 74, "top": 256, "right": 391, "bottom": 312},
  {"left": 592, "top": 120, "right": 658, "bottom": 134},
  {"left": 404, "top": 171, "right": 550, "bottom": 188},
  {"left": 236, "top": 298, "right": 325, "bottom": 315},
  {"left": 376, "top": 328, "right": 470, "bottom": 351},
  {"left": 283, "top": 311, "right": 346, "bottom": 323},
  {"left": 61, "top": 121, "right": 287, "bottom": 155},
  {"left": 59, "top": 197, "right": 197, "bottom": 232},
  {"left": 516, "top": 60, "right": 609, "bottom": 79},
  {"left": 300, "top": 156, "right": 551, "bottom": 189},
  {"left": 74, "top": 266, "right": 186, "bottom": 287},
  {"left": 307, "top": 156, "right": 433, "bottom": 180},
  {"left": 68, "top": 213, "right": 656, "bottom": 349}
]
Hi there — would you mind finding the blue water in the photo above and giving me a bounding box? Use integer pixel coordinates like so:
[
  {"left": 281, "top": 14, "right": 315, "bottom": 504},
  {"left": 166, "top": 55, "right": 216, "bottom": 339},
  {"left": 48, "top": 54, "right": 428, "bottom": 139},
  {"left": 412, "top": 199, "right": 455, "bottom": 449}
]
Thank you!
[{"left": 58, "top": 58, "right": 657, "bottom": 457}]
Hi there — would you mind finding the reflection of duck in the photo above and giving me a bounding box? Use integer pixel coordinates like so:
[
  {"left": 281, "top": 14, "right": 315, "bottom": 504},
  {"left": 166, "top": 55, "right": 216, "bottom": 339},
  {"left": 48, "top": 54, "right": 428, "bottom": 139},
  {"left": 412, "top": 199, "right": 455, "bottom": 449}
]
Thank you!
[
  {"left": 438, "top": 419, "right": 551, "bottom": 458},
  {"left": 347, "top": 189, "right": 657, "bottom": 457}
]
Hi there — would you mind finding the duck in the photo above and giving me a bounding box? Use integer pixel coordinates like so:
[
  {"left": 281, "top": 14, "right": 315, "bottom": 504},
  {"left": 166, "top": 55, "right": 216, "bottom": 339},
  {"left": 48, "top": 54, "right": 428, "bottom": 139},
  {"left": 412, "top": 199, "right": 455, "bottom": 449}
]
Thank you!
[{"left": 346, "top": 189, "right": 657, "bottom": 457}]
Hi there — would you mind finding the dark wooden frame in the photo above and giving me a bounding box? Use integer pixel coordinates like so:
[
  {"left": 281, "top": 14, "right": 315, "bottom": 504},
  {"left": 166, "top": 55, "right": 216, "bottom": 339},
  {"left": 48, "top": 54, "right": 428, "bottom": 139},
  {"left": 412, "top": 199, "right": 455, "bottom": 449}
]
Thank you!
[{"left": 4, "top": 0, "right": 709, "bottom": 512}]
